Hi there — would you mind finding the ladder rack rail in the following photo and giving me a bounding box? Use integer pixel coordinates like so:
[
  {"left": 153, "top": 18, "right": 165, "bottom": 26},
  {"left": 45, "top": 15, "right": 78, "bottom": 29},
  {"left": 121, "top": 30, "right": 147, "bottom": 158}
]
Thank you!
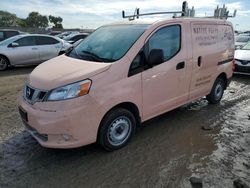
[{"left": 122, "top": 1, "right": 236, "bottom": 21}]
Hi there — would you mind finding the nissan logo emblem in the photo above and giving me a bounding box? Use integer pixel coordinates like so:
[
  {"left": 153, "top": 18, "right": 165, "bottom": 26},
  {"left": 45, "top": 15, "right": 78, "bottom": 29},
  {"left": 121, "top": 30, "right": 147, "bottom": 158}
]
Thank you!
[{"left": 26, "top": 88, "right": 31, "bottom": 97}]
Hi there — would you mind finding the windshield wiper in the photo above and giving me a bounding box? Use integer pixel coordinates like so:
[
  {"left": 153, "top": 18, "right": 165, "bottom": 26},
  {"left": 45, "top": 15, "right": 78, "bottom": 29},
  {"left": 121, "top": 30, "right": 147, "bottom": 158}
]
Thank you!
[{"left": 81, "top": 50, "right": 114, "bottom": 63}]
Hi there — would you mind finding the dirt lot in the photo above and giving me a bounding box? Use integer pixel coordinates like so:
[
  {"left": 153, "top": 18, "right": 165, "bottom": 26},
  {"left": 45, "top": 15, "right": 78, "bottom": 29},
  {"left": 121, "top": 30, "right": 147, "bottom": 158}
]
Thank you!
[{"left": 0, "top": 67, "right": 249, "bottom": 188}]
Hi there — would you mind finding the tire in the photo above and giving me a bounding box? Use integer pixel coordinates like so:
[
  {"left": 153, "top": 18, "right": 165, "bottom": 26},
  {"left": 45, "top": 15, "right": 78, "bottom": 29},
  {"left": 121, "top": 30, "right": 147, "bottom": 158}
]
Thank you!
[
  {"left": 98, "top": 108, "right": 136, "bottom": 151},
  {"left": 206, "top": 77, "right": 226, "bottom": 104},
  {"left": 0, "top": 56, "right": 9, "bottom": 71}
]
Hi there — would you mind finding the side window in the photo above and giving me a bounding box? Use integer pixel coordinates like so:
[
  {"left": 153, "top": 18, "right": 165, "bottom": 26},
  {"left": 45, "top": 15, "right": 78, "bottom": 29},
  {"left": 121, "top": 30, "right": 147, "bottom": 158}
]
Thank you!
[
  {"left": 15, "top": 36, "right": 36, "bottom": 47},
  {"left": 148, "top": 25, "right": 181, "bottom": 62},
  {"left": 37, "top": 36, "right": 60, "bottom": 45},
  {"left": 0, "top": 32, "right": 4, "bottom": 40},
  {"left": 128, "top": 50, "right": 145, "bottom": 77}
]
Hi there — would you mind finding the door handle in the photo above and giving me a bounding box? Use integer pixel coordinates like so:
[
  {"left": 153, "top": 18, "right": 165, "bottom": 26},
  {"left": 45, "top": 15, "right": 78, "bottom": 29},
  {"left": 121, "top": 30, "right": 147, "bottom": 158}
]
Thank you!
[
  {"left": 176, "top": 61, "right": 185, "bottom": 70},
  {"left": 198, "top": 56, "right": 202, "bottom": 67},
  {"left": 32, "top": 47, "right": 38, "bottom": 50}
]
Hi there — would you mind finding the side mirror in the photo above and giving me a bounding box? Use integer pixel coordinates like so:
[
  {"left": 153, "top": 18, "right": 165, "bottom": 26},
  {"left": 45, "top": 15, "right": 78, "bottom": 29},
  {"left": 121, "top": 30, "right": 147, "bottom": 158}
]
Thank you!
[
  {"left": 148, "top": 49, "right": 164, "bottom": 66},
  {"left": 10, "top": 42, "right": 19, "bottom": 48}
]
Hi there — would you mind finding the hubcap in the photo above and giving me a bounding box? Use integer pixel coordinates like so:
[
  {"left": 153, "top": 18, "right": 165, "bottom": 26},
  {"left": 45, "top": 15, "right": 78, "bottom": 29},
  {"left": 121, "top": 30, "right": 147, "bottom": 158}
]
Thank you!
[
  {"left": 0, "top": 58, "right": 7, "bottom": 70},
  {"left": 214, "top": 83, "right": 223, "bottom": 100},
  {"left": 107, "top": 116, "right": 131, "bottom": 146}
]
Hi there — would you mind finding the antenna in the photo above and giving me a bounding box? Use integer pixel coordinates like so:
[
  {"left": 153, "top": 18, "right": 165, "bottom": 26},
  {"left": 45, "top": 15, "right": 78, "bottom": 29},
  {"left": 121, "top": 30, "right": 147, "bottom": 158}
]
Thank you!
[{"left": 122, "top": 1, "right": 236, "bottom": 21}]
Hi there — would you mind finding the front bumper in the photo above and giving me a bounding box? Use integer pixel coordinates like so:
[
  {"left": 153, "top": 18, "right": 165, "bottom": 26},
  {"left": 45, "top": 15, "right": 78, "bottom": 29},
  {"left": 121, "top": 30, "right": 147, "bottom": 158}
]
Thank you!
[
  {"left": 234, "top": 64, "right": 250, "bottom": 75},
  {"left": 18, "top": 94, "right": 104, "bottom": 149}
]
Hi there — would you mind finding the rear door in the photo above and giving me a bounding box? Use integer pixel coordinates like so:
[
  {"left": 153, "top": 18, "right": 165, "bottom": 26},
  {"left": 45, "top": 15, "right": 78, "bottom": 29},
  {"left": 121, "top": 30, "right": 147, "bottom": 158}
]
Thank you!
[
  {"left": 36, "top": 36, "right": 61, "bottom": 62},
  {"left": 8, "top": 36, "right": 40, "bottom": 65},
  {"left": 189, "top": 22, "right": 219, "bottom": 100},
  {"left": 142, "top": 23, "right": 190, "bottom": 120}
]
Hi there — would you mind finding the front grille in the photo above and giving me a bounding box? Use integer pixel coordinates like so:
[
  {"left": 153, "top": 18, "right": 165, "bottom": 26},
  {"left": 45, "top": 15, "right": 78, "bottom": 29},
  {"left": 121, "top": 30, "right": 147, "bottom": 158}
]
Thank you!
[
  {"left": 236, "top": 59, "right": 250, "bottom": 65},
  {"left": 24, "top": 84, "right": 48, "bottom": 104},
  {"left": 235, "top": 64, "right": 250, "bottom": 73}
]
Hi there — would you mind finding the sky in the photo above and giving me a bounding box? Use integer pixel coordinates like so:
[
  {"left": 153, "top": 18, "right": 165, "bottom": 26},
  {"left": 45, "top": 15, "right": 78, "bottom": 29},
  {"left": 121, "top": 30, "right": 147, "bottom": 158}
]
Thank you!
[{"left": 1, "top": 0, "right": 250, "bottom": 31}]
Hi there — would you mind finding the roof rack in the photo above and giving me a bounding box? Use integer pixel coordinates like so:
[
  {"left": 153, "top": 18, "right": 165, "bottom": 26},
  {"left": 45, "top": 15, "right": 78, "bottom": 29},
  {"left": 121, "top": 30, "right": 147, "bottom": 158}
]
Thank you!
[{"left": 122, "top": 1, "right": 236, "bottom": 21}]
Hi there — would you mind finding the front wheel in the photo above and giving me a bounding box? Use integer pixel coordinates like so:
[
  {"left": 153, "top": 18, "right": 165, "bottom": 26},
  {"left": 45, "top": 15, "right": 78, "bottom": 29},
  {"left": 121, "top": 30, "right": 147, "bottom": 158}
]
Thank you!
[
  {"left": 0, "top": 56, "right": 9, "bottom": 71},
  {"left": 98, "top": 108, "right": 136, "bottom": 151},
  {"left": 206, "top": 77, "right": 226, "bottom": 104}
]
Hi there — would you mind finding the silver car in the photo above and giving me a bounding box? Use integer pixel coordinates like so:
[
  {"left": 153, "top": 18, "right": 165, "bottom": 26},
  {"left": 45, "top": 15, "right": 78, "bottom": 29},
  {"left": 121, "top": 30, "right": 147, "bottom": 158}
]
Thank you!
[
  {"left": 234, "top": 42, "right": 250, "bottom": 75},
  {"left": 0, "top": 34, "right": 72, "bottom": 71}
]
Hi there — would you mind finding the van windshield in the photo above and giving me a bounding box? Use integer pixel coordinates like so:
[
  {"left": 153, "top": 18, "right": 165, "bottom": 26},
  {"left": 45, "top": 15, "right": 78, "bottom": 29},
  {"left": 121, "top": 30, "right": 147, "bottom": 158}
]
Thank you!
[{"left": 66, "top": 24, "right": 149, "bottom": 63}]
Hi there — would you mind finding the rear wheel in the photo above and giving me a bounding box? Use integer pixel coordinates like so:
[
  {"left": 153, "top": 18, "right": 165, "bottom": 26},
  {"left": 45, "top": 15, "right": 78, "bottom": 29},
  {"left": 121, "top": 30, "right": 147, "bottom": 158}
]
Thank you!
[
  {"left": 98, "top": 108, "right": 136, "bottom": 151},
  {"left": 0, "top": 56, "right": 9, "bottom": 71},
  {"left": 206, "top": 77, "right": 226, "bottom": 104}
]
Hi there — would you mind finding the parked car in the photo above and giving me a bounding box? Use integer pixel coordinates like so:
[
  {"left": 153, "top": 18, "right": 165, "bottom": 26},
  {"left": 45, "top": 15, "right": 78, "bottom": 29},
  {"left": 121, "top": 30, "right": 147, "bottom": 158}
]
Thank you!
[
  {"left": 18, "top": 18, "right": 234, "bottom": 151},
  {"left": 0, "top": 29, "right": 21, "bottom": 42},
  {"left": 56, "top": 31, "right": 79, "bottom": 39},
  {"left": 235, "top": 35, "right": 250, "bottom": 49},
  {"left": 48, "top": 31, "right": 62, "bottom": 36},
  {"left": 234, "top": 42, "right": 250, "bottom": 75},
  {"left": 0, "top": 34, "right": 72, "bottom": 71},
  {"left": 63, "top": 33, "right": 89, "bottom": 44}
]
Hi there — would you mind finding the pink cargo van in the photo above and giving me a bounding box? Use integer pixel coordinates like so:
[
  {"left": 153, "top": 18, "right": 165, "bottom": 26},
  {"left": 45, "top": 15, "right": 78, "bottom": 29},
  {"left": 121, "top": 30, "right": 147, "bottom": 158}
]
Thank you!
[{"left": 18, "top": 17, "right": 234, "bottom": 150}]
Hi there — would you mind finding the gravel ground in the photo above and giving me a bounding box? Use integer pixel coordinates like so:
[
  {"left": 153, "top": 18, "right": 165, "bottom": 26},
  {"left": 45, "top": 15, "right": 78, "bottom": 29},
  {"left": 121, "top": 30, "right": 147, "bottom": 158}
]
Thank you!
[{"left": 0, "top": 67, "right": 249, "bottom": 188}]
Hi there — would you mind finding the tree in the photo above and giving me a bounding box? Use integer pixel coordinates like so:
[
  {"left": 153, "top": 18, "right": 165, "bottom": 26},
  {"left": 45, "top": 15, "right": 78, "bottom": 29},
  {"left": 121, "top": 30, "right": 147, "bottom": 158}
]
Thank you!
[
  {"left": 0, "top": 11, "right": 19, "bottom": 26},
  {"left": 17, "top": 18, "right": 27, "bottom": 27},
  {"left": 48, "top": 15, "right": 63, "bottom": 29},
  {"left": 26, "top": 12, "right": 48, "bottom": 28}
]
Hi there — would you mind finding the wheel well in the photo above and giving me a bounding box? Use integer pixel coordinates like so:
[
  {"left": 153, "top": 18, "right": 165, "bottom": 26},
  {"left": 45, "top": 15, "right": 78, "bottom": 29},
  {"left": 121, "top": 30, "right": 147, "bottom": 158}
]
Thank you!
[
  {"left": 104, "top": 102, "right": 141, "bottom": 126},
  {"left": 217, "top": 72, "right": 227, "bottom": 89},
  {"left": 97, "top": 102, "right": 141, "bottom": 140},
  {"left": 0, "top": 54, "right": 10, "bottom": 65}
]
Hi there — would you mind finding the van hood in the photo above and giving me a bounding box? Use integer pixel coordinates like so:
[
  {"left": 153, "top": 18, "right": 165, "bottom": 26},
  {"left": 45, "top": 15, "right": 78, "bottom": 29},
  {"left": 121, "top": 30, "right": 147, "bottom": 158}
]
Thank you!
[{"left": 29, "top": 55, "right": 111, "bottom": 90}]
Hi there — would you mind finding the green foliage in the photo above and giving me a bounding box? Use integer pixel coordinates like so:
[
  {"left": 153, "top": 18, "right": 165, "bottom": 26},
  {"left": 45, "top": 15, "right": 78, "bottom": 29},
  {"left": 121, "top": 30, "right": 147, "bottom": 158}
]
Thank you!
[
  {"left": 26, "top": 12, "right": 48, "bottom": 28},
  {"left": 48, "top": 15, "right": 63, "bottom": 29},
  {"left": 0, "top": 11, "right": 19, "bottom": 26},
  {"left": 0, "top": 10, "right": 64, "bottom": 29},
  {"left": 17, "top": 18, "right": 27, "bottom": 27}
]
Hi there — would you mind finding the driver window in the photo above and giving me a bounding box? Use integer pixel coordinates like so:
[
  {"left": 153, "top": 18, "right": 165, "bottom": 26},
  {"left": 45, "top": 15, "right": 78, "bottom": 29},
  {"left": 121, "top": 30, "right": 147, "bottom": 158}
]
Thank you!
[
  {"left": 148, "top": 25, "right": 181, "bottom": 62},
  {"left": 15, "top": 36, "right": 36, "bottom": 47}
]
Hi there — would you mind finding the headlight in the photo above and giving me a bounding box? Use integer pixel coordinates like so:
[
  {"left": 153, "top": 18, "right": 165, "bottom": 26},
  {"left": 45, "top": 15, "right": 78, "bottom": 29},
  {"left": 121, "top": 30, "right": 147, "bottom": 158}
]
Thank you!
[{"left": 46, "top": 79, "right": 91, "bottom": 101}]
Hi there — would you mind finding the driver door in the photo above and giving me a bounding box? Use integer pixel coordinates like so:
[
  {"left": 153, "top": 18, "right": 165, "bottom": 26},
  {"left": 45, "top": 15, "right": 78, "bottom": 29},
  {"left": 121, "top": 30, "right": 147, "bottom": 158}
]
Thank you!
[
  {"left": 8, "top": 36, "right": 40, "bottom": 65},
  {"left": 142, "top": 24, "right": 189, "bottom": 120}
]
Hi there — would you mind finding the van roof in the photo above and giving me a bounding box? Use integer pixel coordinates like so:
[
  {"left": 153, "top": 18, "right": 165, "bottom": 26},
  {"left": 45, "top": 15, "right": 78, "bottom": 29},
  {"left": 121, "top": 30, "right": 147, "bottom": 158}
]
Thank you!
[{"left": 105, "top": 17, "right": 232, "bottom": 27}]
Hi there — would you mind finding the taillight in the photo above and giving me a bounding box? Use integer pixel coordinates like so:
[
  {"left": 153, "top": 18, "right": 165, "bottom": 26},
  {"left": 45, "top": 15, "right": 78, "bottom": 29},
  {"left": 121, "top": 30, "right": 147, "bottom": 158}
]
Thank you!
[{"left": 232, "top": 58, "right": 235, "bottom": 71}]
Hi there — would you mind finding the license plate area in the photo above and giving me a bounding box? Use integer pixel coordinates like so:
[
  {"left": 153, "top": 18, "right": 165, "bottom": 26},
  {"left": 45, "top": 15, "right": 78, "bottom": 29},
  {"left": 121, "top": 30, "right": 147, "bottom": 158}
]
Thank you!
[{"left": 18, "top": 106, "right": 28, "bottom": 122}]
